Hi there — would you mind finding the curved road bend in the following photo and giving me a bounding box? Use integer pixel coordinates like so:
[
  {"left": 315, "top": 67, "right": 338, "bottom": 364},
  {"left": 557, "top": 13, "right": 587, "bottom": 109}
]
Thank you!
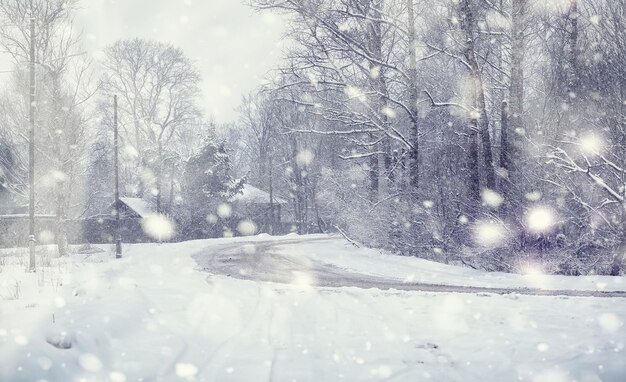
[{"left": 193, "top": 237, "right": 626, "bottom": 298}]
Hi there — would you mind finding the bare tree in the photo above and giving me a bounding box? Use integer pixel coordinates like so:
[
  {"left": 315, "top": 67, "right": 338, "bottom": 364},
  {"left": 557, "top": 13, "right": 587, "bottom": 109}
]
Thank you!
[
  {"left": 0, "top": 0, "right": 94, "bottom": 256},
  {"left": 100, "top": 39, "right": 201, "bottom": 213},
  {"left": 253, "top": 0, "right": 424, "bottom": 199}
]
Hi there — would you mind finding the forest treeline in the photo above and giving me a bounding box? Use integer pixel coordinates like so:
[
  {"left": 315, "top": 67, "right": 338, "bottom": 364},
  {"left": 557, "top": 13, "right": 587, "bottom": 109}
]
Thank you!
[{"left": 236, "top": 0, "right": 626, "bottom": 275}]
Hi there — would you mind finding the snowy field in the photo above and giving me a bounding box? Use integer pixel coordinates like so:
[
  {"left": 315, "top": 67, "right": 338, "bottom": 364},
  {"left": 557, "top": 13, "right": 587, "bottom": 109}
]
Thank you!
[{"left": 1, "top": 234, "right": 625, "bottom": 381}]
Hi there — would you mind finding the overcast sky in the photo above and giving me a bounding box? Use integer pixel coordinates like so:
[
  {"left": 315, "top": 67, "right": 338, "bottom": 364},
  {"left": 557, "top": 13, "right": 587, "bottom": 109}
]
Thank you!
[{"left": 74, "top": 0, "right": 286, "bottom": 123}]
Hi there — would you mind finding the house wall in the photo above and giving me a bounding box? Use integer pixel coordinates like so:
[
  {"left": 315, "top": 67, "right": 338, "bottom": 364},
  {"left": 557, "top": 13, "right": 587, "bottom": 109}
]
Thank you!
[{"left": 75, "top": 218, "right": 150, "bottom": 244}]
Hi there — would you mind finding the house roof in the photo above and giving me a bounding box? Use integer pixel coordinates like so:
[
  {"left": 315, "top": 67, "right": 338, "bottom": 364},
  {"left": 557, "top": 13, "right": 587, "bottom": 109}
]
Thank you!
[
  {"left": 230, "top": 184, "right": 288, "bottom": 205},
  {"left": 119, "top": 197, "right": 155, "bottom": 218}
]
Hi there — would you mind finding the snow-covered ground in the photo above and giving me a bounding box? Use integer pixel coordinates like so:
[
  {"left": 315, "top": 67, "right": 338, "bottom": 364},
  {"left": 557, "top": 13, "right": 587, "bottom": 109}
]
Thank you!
[{"left": 1, "top": 234, "right": 625, "bottom": 381}]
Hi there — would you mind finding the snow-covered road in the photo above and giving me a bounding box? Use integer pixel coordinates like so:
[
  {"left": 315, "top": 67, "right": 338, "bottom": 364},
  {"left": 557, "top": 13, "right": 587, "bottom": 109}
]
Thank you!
[
  {"left": 1, "top": 234, "right": 626, "bottom": 381},
  {"left": 195, "top": 235, "right": 626, "bottom": 297}
]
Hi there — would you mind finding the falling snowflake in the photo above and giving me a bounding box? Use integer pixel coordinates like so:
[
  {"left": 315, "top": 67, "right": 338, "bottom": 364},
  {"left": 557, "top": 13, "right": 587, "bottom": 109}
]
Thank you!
[
  {"left": 296, "top": 149, "right": 315, "bottom": 166},
  {"left": 526, "top": 206, "right": 556, "bottom": 233},
  {"left": 217, "top": 203, "right": 232, "bottom": 218},
  {"left": 237, "top": 220, "right": 258, "bottom": 236},
  {"left": 524, "top": 191, "right": 542, "bottom": 202},
  {"left": 473, "top": 220, "right": 508, "bottom": 248},
  {"left": 381, "top": 106, "right": 396, "bottom": 119},
  {"left": 578, "top": 133, "right": 604, "bottom": 156},
  {"left": 481, "top": 188, "right": 504, "bottom": 209},
  {"left": 142, "top": 214, "right": 176, "bottom": 241}
]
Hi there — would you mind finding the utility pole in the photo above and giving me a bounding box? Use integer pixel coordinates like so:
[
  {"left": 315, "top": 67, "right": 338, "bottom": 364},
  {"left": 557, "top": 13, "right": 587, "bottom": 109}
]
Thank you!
[
  {"left": 114, "top": 95, "right": 122, "bottom": 258},
  {"left": 28, "top": 12, "right": 36, "bottom": 272},
  {"left": 268, "top": 152, "right": 274, "bottom": 235}
]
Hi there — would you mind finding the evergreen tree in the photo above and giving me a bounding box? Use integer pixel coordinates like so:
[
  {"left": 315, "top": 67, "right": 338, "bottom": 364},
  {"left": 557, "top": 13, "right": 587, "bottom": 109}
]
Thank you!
[{"left": 179, "top": 138, "right": 244, "bottom": 239}]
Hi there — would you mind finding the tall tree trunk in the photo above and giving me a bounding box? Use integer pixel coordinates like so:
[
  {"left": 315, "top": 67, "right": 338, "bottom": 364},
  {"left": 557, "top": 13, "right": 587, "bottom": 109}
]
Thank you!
[
  {"left": 566, "top": 0, "right": 579, "bottom": 100},
  {"left": 559, "top": 0, "right": 579, "bottom": 139},
  {"left": 476, "top": 79, "right": 496, "bottom": 190},
  {"left": 268, "top": 151, "right": 275, "bottom": 234},
  {"left": 367, "top": 0, "right": 387, "bottom": 199},
  {"left": 51, "top": 73, "right": 69, "bottom": 256},
  {"left": 509, "top": 0, "right": 526, "bottom": 139},
  {"left": 258, "top": 144, "right": 268, "bottom": 189},
  {"left": 406, "top": 0, "right": 420, "bottom": 192},
  {"left": 56, "top": 191, "right": 69, "bottom": 256},
  {"left": 501, "top": 0, "right": 527, "bottom": 214},
  {"left": 168, "top": 178, "right": 175, "bottom": 214},
  {"left": 469, "top": 119, "right": 481, "bottom": 202},
  {"left": 500, "top": 100, "right": 510, "bottom": 173},
  {"left": 459, "top": 0, "right": 496, "bottom": 192},
  {"left": 383, "top": 138, "right": 393, "bottom": 187},
  {"left": 156, "top": 141, "right": 163, "bottom": 213},
  {"left": 290, "top": 137, "right": 305, "bottom": 234},
  {"left": 368, "top": 140, "right": 380, "bottom": 201},
  {"left": 389, "top": 148, "right": 398, "bottom": 185}
]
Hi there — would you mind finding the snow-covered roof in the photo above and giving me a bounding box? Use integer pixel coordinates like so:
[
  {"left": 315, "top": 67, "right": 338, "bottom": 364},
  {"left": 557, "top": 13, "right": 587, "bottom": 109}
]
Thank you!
[
  {"left": 119, "top": 197, "right": 155, "bottom": 218},
  {"left": 230, "top": 184, "right": 288, "bottom": 205}
]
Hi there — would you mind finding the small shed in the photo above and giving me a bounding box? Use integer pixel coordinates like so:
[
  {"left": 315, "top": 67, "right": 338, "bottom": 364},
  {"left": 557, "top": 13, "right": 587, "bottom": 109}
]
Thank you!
[
  {"left": 229, "top": 184, "right": 288, "bottom": 233},
  {"left": 82, "top": 197, "right": 157, "bottom": 244}
]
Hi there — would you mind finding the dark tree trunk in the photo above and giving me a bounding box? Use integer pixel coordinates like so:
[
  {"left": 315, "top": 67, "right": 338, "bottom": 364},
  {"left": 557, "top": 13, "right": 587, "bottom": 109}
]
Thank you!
[
  {"left": 406, "top": 0, "right": 420, "bottom": 192},
  {"left": 369, "top": 144, "right": 380, "bottom": 201},
  {"left": 500, "top": 100, "right": 510, "bottom": 172},
  {"left": 156, "top": 142, "right": 163, "bottom": 214},
  {"left": 469, "top": 120, "right": 481, "bottom": 202},
  {"left": 507, "top": 0, "right": 526, "bottom": 176},
  {"left": 566, "top": 0, "right": 579, "bottom": 99},
  {"left": 367, "top": 0, "right": 387, "bottom": 199},
  {"left": 383, "top": 139, "right": 393, "bottom": 186},
  {"left": 459, "top": 0, "right": 496, "bottom": 192}
]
